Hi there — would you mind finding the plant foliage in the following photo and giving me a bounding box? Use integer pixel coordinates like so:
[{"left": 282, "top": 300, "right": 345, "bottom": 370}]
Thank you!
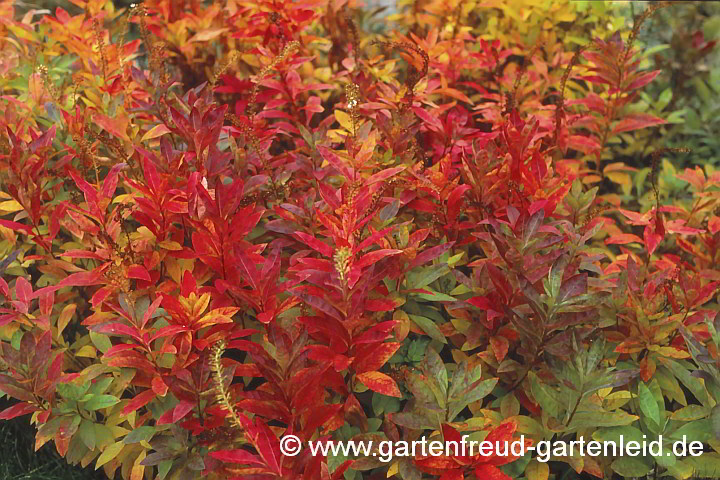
[{"left": 0, "top": 1, "right": 719, "bottom": 479}]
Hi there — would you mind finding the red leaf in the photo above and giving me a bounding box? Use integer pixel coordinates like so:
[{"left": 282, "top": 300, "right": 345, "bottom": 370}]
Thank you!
[
  {"left": 474, "top": 464, "right": 514, "bottom": 480},
  {"left": 567, "top": 135, "right": 601, "bottom": 154},
  {"left": 644, "top": 221, "right": 664, "bottom": 257},
  {"left": 626, "top": 70, "right": 662, "bottom": 90},
  {"left": 355, "top": 249, "right": 402, "bottom": 268},
  {"left": 210, "top": 449, "right": 265, "bottom": 466},
  {"left": 612, "top": 113, "right": 666, "bottom": 135},
  {"left": 439, "top": 470, "right": 465, "bottom": 480},
  {"left": 317, "top": 146, "right": 354, "bottom": 178},
  {"left": 447, "top": 185, "right": 471, "bottom": 222},
  {"left": 0, "top": 402, "right": 37, "bottom": 420},
  {"left": 365, "top": 166, "right": 405, "bottom": 186},
  {"left": 122, "top": 389, "right": 157, "bottom": 415},
  {"left": 410, "top": 242, "right": 455, "bottom": 268},
  {"left": 364, "top": 298, "right": 397, "bottom": 312},
  {"left": 293, "top": 232, "right": 334, "bottom": 257},
  {"left": 141, "top": 296, "right": 163, "bottom": 329},
  {"left": 605, "top": 233, "right": 644, "bottom": 245},
  {"left": 352, "top": 342, "right": 401, "bottom": 373},
  {"left": 102, "top": 163, "right": 127, "bottom": 198},
  {"left": 127, "top": 265, "right": 151, "bottom": 281},
  {"left": 557, "top": 273, "right": 587, "bottom": 303},
  {"left": 15, "top": 276, "right": 32, "bottom": 304},
  {"left": 151, "top": 376, "right": 168, "bottom": 396},
  {"left": 245, "top": 419, "right": 282, "bottom": 475},
  {"left": 487, "top": 264, "right": 512, "bottom": 302},
  {"left": 355, "top": 371, "right": 402, "bottom": 397},
  {"left": 468, "top": 296, "right": 492, "bottom": 310},
  {"left": 157, "top": 400, "right": 195, "bottom": 425}
]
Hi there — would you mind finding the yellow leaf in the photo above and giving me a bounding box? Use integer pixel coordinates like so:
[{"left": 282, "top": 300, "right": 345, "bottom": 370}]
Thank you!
[
  {"left": 327, "top": 129, "right": 346, "bottom": 143},
  {"left": 335, "top": 110, "right": 354, "bottom": 132},
  {"left": 134, "top": 227, "right": 156, "bottom": 242},
  {"left": 189, "top": 28, "right": 229, "bottom": 42},
  {"left": 57, "top": 304, "right": 77, "bottom": 337},
  {"left": 141, "top": 124, "right": 171, "bottom": 142},
  {"left": 387, "top": 462, "right": 399, "bottom": 478},
  {"left": 76, "top": 345, "right": 97, "bottom": 358},
  {"left": 606, "top": 171, "right": 631, "bottom": 186},
  {"left": 7, "top": 24, "right": 36, "bottom": 42},
  {"left": 157, "top": 240, "right": 183, "bottom": 251},
  {"left": 526, "top": 459, "right": 550, "bottom": 480},
  {"left": 0, "top": 200, "right": 24, "bottom": 213},
  {"left": 241, "top": 53, "right": 260, "bottom": 68},
  {"left": 84, "top": 90, "right": 103, "bottom": 108},
  {"left": 108, "top": 426, "right": 130, "bottom": 437},
  {"left": 112, "top": 195, "right": 135, "bottom": 204},
  {"left": 556, "top": 12, "right": 576, "bottom": 22},
  {"left": 581, "top": 174, "right": 602, "bottom": 185},
  {"left": 656, "top": 347, "right": 691, "bottom": 359},
  {"left": 192, "top": 293, "right": 212, "bottom": 318},
  {"left": 606, "top": 171, "right": 632, "bottom": 195},
  {"left": 95, "top": 441, "right": 124, "bottom": 470},
  {"left": 130, "top": 451, "right": 146, "bottom": 480}
]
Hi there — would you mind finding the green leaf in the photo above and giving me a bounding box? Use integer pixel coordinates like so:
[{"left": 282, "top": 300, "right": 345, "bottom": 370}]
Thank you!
[
  {"left": 297, "top": 124, "right": 315, "bottom": 150},
  {"left": 408, "top": 314, "right": 447, "bottom": 344},
  {"left": 78, "top": 419, "right": 96, "bottom": 451},
  {"left": 593, "top": 425, "right": 645, "bottom": 445},
  {"left": 585, "top": 337, "right": 606, "bottom": 375},
  {"left": 83, "top": 394, "right": 120, "bottom": 411},
  {"left": 568, "top": 410, "right": 638, "bottom": 430},
  {"left": 458, "top": 378, "right": 498, "bottom": 411},
  {"left": 547, "top": 254, "right": 569, "bottom": 299},
  {"left": 407, "top": 339, "right": 429, "bottom": 362},
  {"left": 57, "top": 382, "right": 90, "bottom": 401},
  {"left": 413, "top": 288, "right": 457, "bottom": 302},
  {"left": 529, "top": 372, "right": 564, "bottom": 419},
  {"left": 659, "top": 358, "right": 709, "bottom": 407},
  {"left": 684, "top": 453, "right": 720, "bottom": 478},
  {"left": 90, "top": 331, "right": 113, "bottom": 354},
  {"left": 653, "top": 445, "right": 676, "bottom": 469},
  {"left": 94, "top": 424, "right": 115, "bottom": 450},
  {"left": 124, "top": 425, "right": 156, "bottom": 444},
  {"left": 88, "top": 376, "right": 114, "bottom": 396},
  {"left": 408, "top": 264, "right": 451, "bottom": 289},
  {"left": 671, "top": 405, "right": 710, "bottom": 422},
  {"left": 637, "top": 381, "right": 660, "bottom": 427},
  {"left": 424, "top": 347, "right": 448, "bottom": 393},
  {"left": 712, "top": 405, "right": 720, "bottom": 440},
  {"left": 669, "top": 419, "right": 712, "bottom": 443},
  {"left": 157, "top": 459, "right": 173, "bottom": 480},
  {"left": 611, "top": 456, "right": 653, "bottom": 477},
  {"left": 390, "top": 412, "right": 436, "bottom": 430},
  {"left": 10, "top": 330, "right": 25, "bottom": 351},
  {"left": 372, "top": 393, "right": 400, "bottom": 416}
]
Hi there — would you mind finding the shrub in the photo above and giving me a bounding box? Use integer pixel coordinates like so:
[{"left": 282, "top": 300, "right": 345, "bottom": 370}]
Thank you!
[{"left": 0, "top": 1, "right": 719, "bottom": 480}]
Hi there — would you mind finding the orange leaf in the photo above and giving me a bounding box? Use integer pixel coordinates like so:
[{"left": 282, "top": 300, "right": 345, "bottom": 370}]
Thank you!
[
  {"left": 356, "top": 371, "right": 402, "bottom": 398},
  {"left": 490, "top": 336, "right": 509, "bottom": 363},
  {"left": 639, "top": 356, "right": 656, "bottom": 382},
  {"left": 94, "top": 113, "right": 131, "bottom": 142}
]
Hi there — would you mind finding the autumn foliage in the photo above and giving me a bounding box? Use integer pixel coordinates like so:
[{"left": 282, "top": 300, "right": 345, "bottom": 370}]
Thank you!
[{"left": 0, "top": 0, "right": 719, "bottom": 479}]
